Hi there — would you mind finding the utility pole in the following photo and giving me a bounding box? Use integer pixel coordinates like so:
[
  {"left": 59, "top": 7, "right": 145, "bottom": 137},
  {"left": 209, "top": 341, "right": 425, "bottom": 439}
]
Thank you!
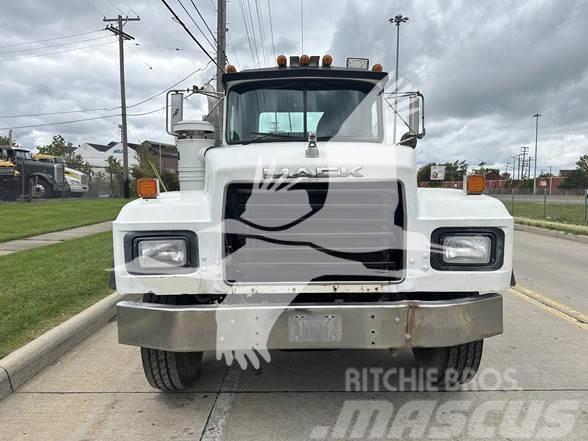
[
  {"left": 215, "top": 0, "right": 227, "bottom": 146},
  {"left": 104, "top": 15, "right": 140, "bottom": 199},
  {"left": 389, "top": 15, "right": 409, "bottom": 145},
  {"left": 520, "top": 146, "right": 529, "bottom": 180},
  {"left": 532, "top": 113, "right": 542, "bottom": 195}
]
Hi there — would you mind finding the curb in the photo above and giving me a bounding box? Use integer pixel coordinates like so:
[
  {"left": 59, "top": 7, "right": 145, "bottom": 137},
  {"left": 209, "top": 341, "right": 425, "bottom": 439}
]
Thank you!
[
  {"left": 0, "top": 293, "right": 119, "bottom": 401},
  {"left": 514, "top": 223, "right": 588, "bottom": 244}
]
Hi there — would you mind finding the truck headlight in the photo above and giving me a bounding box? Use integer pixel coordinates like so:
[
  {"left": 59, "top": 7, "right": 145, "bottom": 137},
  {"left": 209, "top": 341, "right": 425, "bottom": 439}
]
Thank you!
[
  {"left": 124, "top": 232, "right": 198, "bottom": 274},
  {"left": 431, "top": 228, "right": 504, "bottom": 271},
  {"left": 137, "top": 239, "right": 187, "bottom": 268},
  {"left": 443, "top": 235, "right": 491, "bottom": 264}
]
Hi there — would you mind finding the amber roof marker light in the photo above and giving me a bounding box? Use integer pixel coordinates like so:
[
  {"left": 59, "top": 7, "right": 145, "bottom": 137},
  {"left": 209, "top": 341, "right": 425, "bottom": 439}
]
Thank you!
[
  {"left": 322, "top": 54, "right": 333, "bottom": 67},
  {"left": 300, "top": 54, "right": 310, "bottom": 66},
  {"left": 372, "top": 64, "right": 383, "bottom": 72},
  {"left": 277, "top": 54, "right": 287, "bottom": 67},
  {"left": 225, "top": 65, "right": 237, "bottom": 73},
  {"left": 137, "top": 178, "right": 160, "bottom": 199},
  {"left": 465, "top": 175, "right": 486, "bottom": 195}
]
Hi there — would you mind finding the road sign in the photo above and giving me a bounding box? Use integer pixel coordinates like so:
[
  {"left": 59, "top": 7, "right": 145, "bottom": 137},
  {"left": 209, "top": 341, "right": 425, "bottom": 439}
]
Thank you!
[
  {"left": 539, "top": 180, "right": 548, "bottom": 187},
  {"left": 431, "top": 166, "right": 445, "bottom": 181}
]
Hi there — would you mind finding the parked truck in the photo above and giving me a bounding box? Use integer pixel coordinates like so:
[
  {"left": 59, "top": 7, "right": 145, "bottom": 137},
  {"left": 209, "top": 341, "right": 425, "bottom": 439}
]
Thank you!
[
  {"left": 33, "top": 154, "right": 89, "bottom": 197},
  {"left": 5, "top": 147, "right": 66, "bottom": 198},
  {"left": 0, "top": 153, "right": 20, "bottom": 201},
  {"left": 113, "top": 55, "right": 513, "bottom": 391}
]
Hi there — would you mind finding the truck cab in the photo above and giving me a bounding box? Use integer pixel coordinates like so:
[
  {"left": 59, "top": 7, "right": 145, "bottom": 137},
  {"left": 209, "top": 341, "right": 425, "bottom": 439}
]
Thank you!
[
  {"left": 33, "top": 154, "right": 89, "bottom": 197},
  {"left": 113, "top": 55, "right": 513, "bottom": 391}
]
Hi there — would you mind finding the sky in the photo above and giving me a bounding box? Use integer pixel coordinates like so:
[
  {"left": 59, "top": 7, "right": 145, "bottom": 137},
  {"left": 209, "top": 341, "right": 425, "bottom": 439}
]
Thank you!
[{"left": 0, "top": 0, "right": 587, "bottom": 174}]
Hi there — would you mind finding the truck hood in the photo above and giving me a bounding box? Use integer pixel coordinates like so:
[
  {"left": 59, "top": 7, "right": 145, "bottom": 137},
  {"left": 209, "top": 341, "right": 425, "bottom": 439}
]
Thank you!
[{"left": 205, "top": 142, "right": 417, "bottom": 186}]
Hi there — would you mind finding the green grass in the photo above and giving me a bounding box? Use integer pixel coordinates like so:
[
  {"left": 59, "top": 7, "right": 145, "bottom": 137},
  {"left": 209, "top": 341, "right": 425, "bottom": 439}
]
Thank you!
[
  {"left": 0, "top": 232, "right": 113, "bottom": 358},
  {"left": 0, "top": 199, "right": 128, "bottom": 242},
  {"left": 506, "top": 201, "right": 587, "bottom": 226},
  {"left": 515, "top": 217, "right": 588, "bottom": 236}
]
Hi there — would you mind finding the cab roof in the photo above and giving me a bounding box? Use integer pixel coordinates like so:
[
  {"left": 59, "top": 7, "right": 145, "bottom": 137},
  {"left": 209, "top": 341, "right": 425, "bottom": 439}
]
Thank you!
[{"left": 222, "top": 66, "right": 389, "bottom": 87}]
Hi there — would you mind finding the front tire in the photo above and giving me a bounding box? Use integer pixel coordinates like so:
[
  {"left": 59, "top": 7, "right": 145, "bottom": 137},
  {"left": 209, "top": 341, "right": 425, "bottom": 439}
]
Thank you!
[
  {"left": 140, "top": 294, "right": 203, "bottom": 391},
  {"left": 30, "top": 177, "right": 53, "bottom": 199},
  {"left": 412, "top": 340, "right": 483, "bottom": 389}
]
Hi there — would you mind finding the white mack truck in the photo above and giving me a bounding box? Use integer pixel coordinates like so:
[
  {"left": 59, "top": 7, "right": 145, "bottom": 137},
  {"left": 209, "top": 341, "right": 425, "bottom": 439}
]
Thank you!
[{"left": 113, "top": 55, "right": 513, "bottom": 391}]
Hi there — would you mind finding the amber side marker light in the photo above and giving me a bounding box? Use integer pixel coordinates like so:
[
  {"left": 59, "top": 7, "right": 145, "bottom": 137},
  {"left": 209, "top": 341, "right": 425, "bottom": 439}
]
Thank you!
[
  {"left": 137, "top": 178, "right": 160, "bottom": 199},
  {"left": 466, "top": 175, "right": 486, "bottom": 195},
  {"left": 277, "top": 54, "right": 287, "bottom": 67},
  {"left": 322, "top": 54, "right": 333, "bottom": 67}
]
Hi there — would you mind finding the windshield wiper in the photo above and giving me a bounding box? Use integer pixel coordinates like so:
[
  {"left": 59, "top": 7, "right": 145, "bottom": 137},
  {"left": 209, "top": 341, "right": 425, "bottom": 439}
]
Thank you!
[{"left": 241, "top": 132, "right": 306, "bottom": 145}]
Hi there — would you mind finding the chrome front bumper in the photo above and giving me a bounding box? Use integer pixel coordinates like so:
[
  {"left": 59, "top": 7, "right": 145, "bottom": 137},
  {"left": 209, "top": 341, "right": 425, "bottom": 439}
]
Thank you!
[{"left": 117, "top": 293, "right": 503, "bottom": 352}]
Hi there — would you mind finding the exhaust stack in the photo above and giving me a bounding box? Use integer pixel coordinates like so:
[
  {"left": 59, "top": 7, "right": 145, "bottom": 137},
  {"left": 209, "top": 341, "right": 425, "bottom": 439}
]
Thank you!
[{"left": 168, "top": 92, "right": 215, "bottom": 191}]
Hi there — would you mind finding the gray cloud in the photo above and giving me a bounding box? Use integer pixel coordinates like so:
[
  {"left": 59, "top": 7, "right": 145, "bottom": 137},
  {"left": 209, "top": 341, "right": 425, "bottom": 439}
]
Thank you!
[{"left": 0, "top": 0, "right": 587, "bottom": 173}]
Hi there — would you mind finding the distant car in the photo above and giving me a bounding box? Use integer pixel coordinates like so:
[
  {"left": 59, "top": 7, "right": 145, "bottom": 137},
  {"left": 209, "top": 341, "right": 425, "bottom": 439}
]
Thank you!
[{"left": 33, "top": 154, "right": 89, "bottom": 197}]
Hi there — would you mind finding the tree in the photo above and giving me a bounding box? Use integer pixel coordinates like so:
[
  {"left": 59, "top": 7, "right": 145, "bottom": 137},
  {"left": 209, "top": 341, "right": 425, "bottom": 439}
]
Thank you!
[
  {"left": 473, "top": 161, "right": 501, "bottom": 180},
  {"left": 131, "top": 142, "right": 179, "bottom": 192},
  {"left": 37, "top": 135, "right": 92, "bottom": 175},
  {"left": 0, "top": 136, "right": 16, "bottom": 146},
  {"left": 561, "top": 154, "right": 588, "bottom": 189},
  {"left": 417, "top": 160, "right": 468, "bottom": 184},
  {"left": 106, "top": 156, "right": 124, "bottom": 197}
]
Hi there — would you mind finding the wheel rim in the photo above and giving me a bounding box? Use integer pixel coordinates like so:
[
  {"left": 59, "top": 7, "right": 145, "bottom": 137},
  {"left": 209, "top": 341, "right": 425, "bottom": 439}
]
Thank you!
[{"left": 32, "top": 181, "right": 47, "bottom": 198}]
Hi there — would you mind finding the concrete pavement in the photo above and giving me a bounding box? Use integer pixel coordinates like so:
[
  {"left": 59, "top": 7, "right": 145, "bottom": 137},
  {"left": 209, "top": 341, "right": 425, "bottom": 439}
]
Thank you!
[
  {"left": 0, "top": 228, "right": 586, "bottom": 440},
  {"left": 0, "top": 221, "right": 112, "bottom": 256},
  {"left": 0, "top": 290, "right": 586, "bottom": 441}
]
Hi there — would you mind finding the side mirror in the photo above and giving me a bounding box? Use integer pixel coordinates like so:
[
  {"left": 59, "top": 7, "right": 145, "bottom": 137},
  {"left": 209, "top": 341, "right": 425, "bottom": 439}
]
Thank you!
[{"left": 408, "top": 94, "right": 420, "bottom": 137}]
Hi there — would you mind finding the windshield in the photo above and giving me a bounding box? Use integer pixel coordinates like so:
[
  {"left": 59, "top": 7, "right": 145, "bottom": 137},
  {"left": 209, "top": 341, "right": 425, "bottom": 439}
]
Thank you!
[
  {"left": 15, "top": 150, "right": 33, "bottom": 160},
  {"left": 226, "top": 79, "right": 383, "bottom": 145}
]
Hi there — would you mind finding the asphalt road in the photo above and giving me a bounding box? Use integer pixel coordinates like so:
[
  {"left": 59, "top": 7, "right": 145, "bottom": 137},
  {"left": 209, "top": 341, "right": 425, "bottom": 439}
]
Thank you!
[
  {"left": 0, "top": 230, "right": 586, "bottom": 441},
  {"left": 514, "top": 230, "right": 588, "bottom": 313}
]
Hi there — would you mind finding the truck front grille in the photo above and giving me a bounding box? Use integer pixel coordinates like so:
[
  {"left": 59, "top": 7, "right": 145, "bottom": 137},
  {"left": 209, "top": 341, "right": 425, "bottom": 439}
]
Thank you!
[{"left": 223, "top": 181, "right": 405, "bottom": 283}]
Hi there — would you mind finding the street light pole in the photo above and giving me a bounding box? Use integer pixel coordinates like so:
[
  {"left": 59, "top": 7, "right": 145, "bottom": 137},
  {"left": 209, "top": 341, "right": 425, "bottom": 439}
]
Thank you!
[
  {"left": 532, "top": 113, "right": 542, "bottom": 195},
  {"left": 389, "top": 15, "right": 409, "bottom": 145}
]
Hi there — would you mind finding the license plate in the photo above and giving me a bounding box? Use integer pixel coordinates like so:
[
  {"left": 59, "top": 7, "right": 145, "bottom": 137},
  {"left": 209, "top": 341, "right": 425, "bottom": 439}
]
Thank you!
[{"left": 288, "top": 313, "right": 342, "bottom": 343}]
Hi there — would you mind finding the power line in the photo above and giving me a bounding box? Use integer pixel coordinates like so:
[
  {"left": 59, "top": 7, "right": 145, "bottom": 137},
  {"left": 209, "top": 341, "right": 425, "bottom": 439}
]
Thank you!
[
  {"left": 238, "top": 0, "right": 259, "bottom": 68},
  {"left": 0, "top": 61, "right": 211, "bottom": 119},
  {"left": 227, "top": 30, "right": 241, "bottom": 69},
  {"left": 81, "top": 0, "right": 108, "bottom": 17},
  {"left": 245, "top": 0, "right": 262, "bottom": 66},
  {"left": 126, "top": 61, "right": 211, "bottom": 108},
  {"left": 0, "top": 29, "right": 106, "bottom": 49},
  {"left": 266, "top": 0, "right": 276, "bottom": 60},
  {"left": 160, "top": 0, "right": 222, "bottom": 72},
  {"left": 0, "top": 114, "right": 121, "bottom": 131},
  {"left": 177, "top": 0, "right": 216, "bottom": 51},
  {"left": 300, "top": 0, "right": 304, "bottom": 54},
  {"left": 0, "top": 35, "right": 111, "bottom": 55},
  {"left": 133, "top": 42, "right": 203, "bottom": 53},
  {"left": 254, "top": 0, "right": 269, "bottom": 66},
  {"left": 0, "top": 41, "right": 116, "bottom": 62},
  {"left": 190, "top": 0, "right": 217, "bottom": 43}
]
